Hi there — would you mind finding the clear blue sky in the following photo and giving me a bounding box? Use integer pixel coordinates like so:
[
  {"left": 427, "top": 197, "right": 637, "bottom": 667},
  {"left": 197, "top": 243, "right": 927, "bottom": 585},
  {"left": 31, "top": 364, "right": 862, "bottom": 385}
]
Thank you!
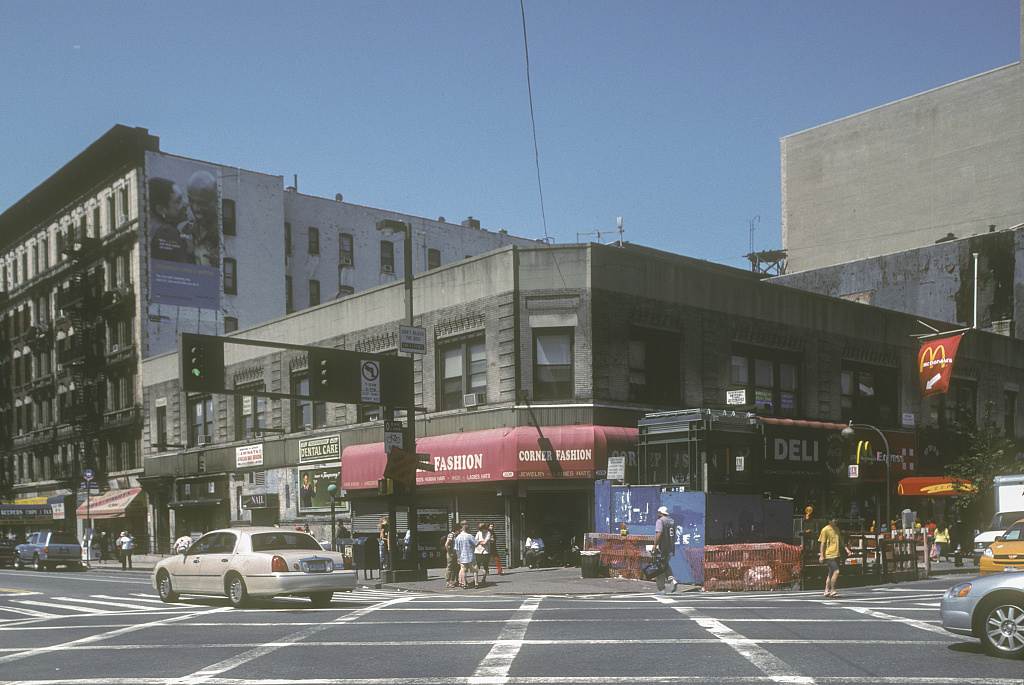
[{"left": 0, "top": 1, "right": 1019, "bottom": 268}]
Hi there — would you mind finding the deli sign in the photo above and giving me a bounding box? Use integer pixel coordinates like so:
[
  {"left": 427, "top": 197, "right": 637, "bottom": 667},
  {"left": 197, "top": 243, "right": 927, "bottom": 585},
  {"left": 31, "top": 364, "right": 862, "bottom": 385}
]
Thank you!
[{"left": 918, "top": 334, "right": 962, "bottom": 399}]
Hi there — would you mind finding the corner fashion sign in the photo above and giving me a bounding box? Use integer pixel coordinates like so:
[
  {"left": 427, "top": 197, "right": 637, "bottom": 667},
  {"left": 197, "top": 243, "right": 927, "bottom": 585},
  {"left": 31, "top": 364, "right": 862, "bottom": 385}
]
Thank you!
[{"left": 918, "top": 334, "right": 962, "bottom": 399}]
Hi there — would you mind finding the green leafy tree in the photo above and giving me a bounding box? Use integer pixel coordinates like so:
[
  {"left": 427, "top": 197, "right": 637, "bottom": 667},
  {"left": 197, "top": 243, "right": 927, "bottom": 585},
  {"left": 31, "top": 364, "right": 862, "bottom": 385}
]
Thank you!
[{"left": 945, "top": 401, "right": 1016, "bottom": 525}]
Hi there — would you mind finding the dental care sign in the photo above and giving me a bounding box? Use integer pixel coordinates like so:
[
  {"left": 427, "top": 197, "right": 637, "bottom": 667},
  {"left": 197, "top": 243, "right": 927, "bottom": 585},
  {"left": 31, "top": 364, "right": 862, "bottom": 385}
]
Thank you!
[{"left": 918, "top": 334, "right": 962, "bottom": 399}]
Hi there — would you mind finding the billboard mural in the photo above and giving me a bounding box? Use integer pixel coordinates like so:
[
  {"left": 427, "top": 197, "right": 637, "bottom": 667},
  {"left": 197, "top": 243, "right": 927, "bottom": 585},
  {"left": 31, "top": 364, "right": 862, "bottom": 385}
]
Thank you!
[
  {"left": 145, "top": 153, "right": 221, "bottom": 309},
  {"left": 297, "top": 465, "right": 347, "bottom": 515}
]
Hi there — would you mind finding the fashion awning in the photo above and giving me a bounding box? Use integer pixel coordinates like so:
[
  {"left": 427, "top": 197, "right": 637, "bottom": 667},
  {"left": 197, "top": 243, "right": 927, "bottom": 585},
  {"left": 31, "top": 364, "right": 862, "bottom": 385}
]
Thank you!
[
  {"left": 897, "top": 477, "right": 975, "bottom": 496},
  {"left": 341, "top": 424, "right": 638, "bottom": 490},
  {"left": 76, "top": 488, "right": 145, "bottom": 519}
]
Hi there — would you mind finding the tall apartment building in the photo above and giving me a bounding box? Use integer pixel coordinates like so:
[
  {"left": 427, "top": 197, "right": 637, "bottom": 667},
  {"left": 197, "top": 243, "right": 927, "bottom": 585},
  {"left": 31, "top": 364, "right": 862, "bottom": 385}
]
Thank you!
[{"left": 0, "top": 125, "right": 539, "bottom": 544}]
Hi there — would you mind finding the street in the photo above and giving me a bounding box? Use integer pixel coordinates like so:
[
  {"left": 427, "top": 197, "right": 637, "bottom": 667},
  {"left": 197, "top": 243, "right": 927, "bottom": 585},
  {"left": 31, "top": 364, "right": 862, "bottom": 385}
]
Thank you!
[{"left": 0, "top": 568, "right": 1021, "bottom": 684}]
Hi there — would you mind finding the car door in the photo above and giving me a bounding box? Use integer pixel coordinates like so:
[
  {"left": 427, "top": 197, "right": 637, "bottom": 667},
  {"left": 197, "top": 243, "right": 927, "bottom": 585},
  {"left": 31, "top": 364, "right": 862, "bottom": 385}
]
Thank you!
[
  {"left": 193, "top": 532, "right": 239, "bottom": 594},
  {"left": 174, "top": 532, "right": 221, "bottom": 592}
]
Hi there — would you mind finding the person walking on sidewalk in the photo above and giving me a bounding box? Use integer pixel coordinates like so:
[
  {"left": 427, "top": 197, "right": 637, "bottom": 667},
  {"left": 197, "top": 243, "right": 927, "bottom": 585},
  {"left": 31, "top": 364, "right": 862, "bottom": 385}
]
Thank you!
[
  {"left": 652, "top": 506, "right": 678, "bottom": 594},
  {"left": 487, "top": 523, "right": 503, "bottom": 575},
  {"left": 444, "top": 524, "right": 460, "bottom": 588},
  {"left": 818, "top": 516, "right": 850, "bottom": 598},
  {"left": 455, "top": 522, "right": 479, "bottom": 588},
  {"left": 474, "top": 522, "right": 492, "bottom": 586},
  {"left": 117, "top": 531, "right": 135, "bottom": 570}
]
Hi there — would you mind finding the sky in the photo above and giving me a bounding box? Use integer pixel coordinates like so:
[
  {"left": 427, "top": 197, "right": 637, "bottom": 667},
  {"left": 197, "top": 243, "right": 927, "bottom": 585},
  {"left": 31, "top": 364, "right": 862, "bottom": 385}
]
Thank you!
[{"left": 0, "top": 1, "right": 1019, "bottom": 269}]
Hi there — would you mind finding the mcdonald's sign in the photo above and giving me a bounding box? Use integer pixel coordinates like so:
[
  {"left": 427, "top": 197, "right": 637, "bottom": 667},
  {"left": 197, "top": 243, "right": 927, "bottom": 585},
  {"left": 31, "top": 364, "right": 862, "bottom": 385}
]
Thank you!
[{"left": 918, "top": 334, "right": 963, "bottom": 399}]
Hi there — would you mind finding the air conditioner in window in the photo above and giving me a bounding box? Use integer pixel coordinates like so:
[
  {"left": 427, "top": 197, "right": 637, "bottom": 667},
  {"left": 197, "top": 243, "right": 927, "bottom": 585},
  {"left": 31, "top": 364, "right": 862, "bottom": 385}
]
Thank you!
[
  {"left": 382, "top": 264, "right": 394, "bottom": 273},
  {"left": 198, "top": 435, "right": 213, "bottom": 445},
  {"left": 463, "top": 393, "right": 484, "bottom": 408},
  {"left": 304, "top": 424, "right": 312, "bottom": 431},
  {"left": 340, "top": 256, "right": 353, "bottom": 266},
  {"left": 111, "top": 344, "right": 119, "bottom": 353}
]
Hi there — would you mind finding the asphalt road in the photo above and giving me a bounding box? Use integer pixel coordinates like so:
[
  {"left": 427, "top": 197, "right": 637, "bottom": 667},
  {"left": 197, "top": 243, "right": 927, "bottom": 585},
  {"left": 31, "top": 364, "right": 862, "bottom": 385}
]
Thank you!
[{"left": 0, "top": 567, "right": 1020, "bottom": 684}]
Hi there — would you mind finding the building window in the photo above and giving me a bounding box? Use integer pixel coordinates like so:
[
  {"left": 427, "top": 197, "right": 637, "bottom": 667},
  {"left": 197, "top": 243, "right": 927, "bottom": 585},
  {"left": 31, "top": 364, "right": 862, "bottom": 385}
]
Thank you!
[
  {"left": 628, "top": 328, "right": 680, "bottom": 405},
  {"left": 309, "top": 279, "right": 320, "bottom": 307},
  {"left": 234, "top": 384, "right": 266, "bottom": 441},
  {"left": 188, "top": 397, "right": 214, "bottom": 447},
  {"left": 156, "top": 404, "right": 167, "bottom": 448},
  {"left": 427, "top": 248, "right": 441, "bottom": 270},
  {"left": 224, "top": 317, "right": 238, "bottom": 333},
  {"left": 291, "top": 375, "right": 326, "bottom": 431},
  {"left": 107, "top": 195, "right": 116, "bottom": 233},
  {"left": 339, "top": 233, "right": 353, "bottom": 265},
  {"left": 841, "top": 364, "right": 897, "bottom": 426},
  {"left": 284, "top": 222, "right": 292, "bottom": 257},
  {"left": 92, "top": 207, "right": 100, "bottom": 238},
  {"left": 1006, "top": 391, "right": 1018, "bottom": 439},
  {"left": 380, "top": 240, "right": 394, "bottom": 272},
  {"left": 533, "top": 328, "right": 573, "bottom": 400},
  {"left": 223, "top": 258, "right": 237, "bottom": 294},
  {"left": 308, "top": 226, "right": 319, "bottom": 255},
  {"left": 222, "top": 199, "right": 236, "bottom": 235},
  {"left": 119, "top": 186, "right": 130, "bottom": 223},
  {"left": 358, "top": 404, "right": 382, "bottom": 422},
  {"left": 733, "top": 352, "right": 800, "bottom": 417},
  {"left": 285, "top": 276, "right": 293, "bottom": 314},
  {"left": 439, "top": 337, "right": 486, "bottom": 410}
]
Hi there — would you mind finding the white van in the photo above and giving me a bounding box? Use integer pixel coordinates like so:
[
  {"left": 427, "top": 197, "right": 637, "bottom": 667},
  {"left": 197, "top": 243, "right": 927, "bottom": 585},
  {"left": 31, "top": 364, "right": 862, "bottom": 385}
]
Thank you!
[{"left": 973, "top": 474, "right": 1024, "bottom": 564}]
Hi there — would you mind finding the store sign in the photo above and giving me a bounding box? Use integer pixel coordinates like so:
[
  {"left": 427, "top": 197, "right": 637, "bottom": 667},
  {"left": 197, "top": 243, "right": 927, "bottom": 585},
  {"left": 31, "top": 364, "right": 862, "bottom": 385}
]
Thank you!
[
  {"left": 918, "top": 334, "right": 962, "bottom": 399},
  {"left": 298, "top": 434, "right": 341, "bottom": 463},
  {"left": 236, "top": 443, "right": 264, "bottom": 469},
  {"left": 241, "top": 494, "right": 279, "bottom": 509}
]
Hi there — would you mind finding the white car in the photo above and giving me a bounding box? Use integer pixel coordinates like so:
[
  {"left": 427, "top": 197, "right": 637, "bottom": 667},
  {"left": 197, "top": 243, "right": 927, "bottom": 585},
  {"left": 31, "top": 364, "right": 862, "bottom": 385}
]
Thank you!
[{"left": 152, "top": 527, "right": 356, "bottom": 608}]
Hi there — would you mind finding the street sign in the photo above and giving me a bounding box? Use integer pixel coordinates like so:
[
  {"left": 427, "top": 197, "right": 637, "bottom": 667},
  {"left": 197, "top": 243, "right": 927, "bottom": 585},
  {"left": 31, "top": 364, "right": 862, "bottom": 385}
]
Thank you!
[
  {"left": 360, "top": 359, "right": 381, "bottom": 403},
  {"left": 726, "top": 389, "right": 746, "bottom": 405},
  {"left": 384, "top": 420, "right": 404, "bottom": 454},
  {"left": 399, "top": 325, "right": 426, "bottom": 355},
  {"left": 83, "top": 469, "right": 94, "bottom": 481}
]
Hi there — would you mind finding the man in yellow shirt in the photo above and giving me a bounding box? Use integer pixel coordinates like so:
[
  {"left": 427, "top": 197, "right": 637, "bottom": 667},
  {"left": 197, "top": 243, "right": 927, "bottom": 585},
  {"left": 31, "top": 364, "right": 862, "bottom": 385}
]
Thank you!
[{"left": 818, "top": 516, "right": 849, "bottom": 598}]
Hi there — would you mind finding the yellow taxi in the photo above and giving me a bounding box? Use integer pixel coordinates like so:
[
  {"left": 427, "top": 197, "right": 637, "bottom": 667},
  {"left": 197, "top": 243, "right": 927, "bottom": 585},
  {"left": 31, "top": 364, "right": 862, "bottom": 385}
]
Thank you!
[{"left": 980, "top": 518, "right": 1024, "bottom": 575}]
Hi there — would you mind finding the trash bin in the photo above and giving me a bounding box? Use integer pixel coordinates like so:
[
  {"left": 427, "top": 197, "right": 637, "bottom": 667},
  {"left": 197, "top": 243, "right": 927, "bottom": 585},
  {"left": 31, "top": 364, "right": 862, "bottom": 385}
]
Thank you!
[{"left": 580, "top": 550, "right": 601, "bottom": 578}]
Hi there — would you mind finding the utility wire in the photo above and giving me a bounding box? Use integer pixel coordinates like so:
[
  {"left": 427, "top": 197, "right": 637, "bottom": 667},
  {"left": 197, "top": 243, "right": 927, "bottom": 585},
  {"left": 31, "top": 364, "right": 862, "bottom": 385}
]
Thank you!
[{"left": 520, "top": 0, "right": 550, "bottom": 242}]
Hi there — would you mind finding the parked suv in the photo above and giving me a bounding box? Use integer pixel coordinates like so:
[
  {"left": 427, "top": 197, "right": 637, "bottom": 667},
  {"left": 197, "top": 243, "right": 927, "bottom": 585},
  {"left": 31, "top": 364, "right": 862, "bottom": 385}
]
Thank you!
[{"left": 14, "top": 531, "right": 84, "bottom": 571}]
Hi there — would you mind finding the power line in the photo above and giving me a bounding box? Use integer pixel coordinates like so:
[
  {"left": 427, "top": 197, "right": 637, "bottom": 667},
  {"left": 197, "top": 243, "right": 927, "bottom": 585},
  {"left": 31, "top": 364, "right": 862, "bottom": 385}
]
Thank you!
[{"left": 520, "top": 0, "right": 550, "bottom": 243}]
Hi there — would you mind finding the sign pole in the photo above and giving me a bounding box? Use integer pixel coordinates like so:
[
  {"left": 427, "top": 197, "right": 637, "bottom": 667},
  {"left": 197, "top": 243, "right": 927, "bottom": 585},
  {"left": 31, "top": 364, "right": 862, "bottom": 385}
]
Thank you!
[{"left": 83, "top": 469, "right": 94, "bottom": 567}]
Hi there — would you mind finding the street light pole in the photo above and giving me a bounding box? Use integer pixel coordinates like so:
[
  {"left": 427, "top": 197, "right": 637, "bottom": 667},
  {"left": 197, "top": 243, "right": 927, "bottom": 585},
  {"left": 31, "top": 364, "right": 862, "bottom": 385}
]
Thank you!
[
  {"left": 328, "top": 483, "right": 337, "bottom": 551},
  {"left": 841, "top": 421, "right": 891, "bottom": 531}
]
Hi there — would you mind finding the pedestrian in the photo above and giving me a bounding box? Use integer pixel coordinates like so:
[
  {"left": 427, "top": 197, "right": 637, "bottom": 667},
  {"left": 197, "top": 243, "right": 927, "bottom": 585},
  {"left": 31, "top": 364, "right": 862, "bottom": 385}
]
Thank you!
[
  {"left": 455, "top": 522, "right": 478, "bottom": 588},
  {"left": 488, "top": 523, "right": 503, "bottom": 575},
  {"left": 444, "top": 524, "right": 460, "bottom": 588},
  {"left": 378, "top": 515, "right": 390, "bottom": 572},
  {"left": 818, "top": 516, "right": 850, "bottom": 598},
  {"left": 524, "top": 532, "right": 545, "bottom": 568},
  {"left": 934, "top": 521, "right": 951, "bottom": 561},
  {"left": 652, "top": 505, "right": 678, "bottom": 594},
  {"left": 474, "top": 522, "right": 491, "bottom": 585},
  {"left": 117, "top": 530, "right": 135, "bottom": 570}
]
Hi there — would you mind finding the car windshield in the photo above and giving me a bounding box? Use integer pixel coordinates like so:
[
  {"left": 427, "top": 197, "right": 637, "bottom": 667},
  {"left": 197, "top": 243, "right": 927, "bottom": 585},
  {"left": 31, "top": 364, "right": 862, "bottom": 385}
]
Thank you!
[
  {"left": 251, "top": 532, "right": 322, "bottom": 552},
  {"left": 992, "top": 512, "right": 1024, "bottom": 530},
  {"left": 50, "top": 533, "right": 79, "bottom": 545}
]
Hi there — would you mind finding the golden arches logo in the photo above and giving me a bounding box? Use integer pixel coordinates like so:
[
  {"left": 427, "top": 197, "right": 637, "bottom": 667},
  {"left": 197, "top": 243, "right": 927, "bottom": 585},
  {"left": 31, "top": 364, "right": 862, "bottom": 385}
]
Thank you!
[{"left": 920, "top": 344, "right": 953, "bottom": 372}]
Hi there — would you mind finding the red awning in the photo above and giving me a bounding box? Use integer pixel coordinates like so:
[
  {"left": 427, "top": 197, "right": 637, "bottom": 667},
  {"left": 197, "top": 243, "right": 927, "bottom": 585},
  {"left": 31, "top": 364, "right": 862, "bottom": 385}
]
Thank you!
[
  {"left": 76, "top": 488, "right": 145, "bottom": 519},
  {"left": 897, "top": 477, "right": 975, "bottom": 496},
  {"left": 341, "top": 424, "right": 637, "bottom": 490}
]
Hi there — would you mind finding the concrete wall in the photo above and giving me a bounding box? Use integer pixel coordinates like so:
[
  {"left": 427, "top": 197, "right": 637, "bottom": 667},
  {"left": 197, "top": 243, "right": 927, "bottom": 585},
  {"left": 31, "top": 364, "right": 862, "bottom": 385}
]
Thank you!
[{"left": 781, "top": 62, "right": 1024, "bottom": 273}]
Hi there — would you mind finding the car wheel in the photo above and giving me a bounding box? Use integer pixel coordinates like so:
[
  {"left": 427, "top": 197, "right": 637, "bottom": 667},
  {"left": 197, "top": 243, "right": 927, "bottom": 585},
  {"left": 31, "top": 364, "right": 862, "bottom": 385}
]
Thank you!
[
  {"left": 32, "top": 554, "right": 43, "bottom": 572},
  {"left": 308, "top": 591, "right": 333, "bottom": 608},
  {"left": 980, "top": 598, "right": 1024, "bottom": 658},
  {"left": 157, "top": 570, "right": 179, "bottom": 603},
  {"left": 227, "top": 573, "right": 249, "bottom": 608}
]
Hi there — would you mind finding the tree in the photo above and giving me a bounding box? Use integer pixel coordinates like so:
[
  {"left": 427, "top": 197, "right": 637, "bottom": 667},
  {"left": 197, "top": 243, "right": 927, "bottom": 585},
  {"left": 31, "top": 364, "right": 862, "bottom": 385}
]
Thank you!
[{"left": 945, "top": 401, "right": 1016, "bottom": 524}]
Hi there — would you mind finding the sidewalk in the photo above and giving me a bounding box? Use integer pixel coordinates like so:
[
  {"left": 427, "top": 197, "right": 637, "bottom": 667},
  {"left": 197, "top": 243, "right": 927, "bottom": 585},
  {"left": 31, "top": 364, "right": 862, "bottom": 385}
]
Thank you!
[{"left": 88, "top": 553, "right": 978, "bottom": 594}]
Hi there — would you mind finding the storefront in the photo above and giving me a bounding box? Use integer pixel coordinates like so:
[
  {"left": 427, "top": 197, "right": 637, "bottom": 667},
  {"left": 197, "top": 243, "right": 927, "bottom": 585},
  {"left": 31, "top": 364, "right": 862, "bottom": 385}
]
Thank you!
[
  {"left": 75, "top": 488, "right": 147, "bottom": 545},
  {"left": 341, "top": 424, "right": 637, "bottom": 568},
  {"left": 1, "top": 495, "right": 71, "bottom": 538}
]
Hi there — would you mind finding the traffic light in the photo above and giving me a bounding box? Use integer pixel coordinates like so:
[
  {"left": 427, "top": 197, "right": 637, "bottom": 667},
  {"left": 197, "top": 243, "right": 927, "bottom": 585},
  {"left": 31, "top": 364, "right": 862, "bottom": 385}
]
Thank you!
[
  {"left": 307, "top": 348, "right": 349, "bottom": 402},
  {"left": 856, "top": 440, "right": 873, "bottom": 465},
  {"left": 377, "top": 478, "right": 394, "bottom": 495},
  {"left": 180, "top": 333, "right": 225, "bottom": 393}
]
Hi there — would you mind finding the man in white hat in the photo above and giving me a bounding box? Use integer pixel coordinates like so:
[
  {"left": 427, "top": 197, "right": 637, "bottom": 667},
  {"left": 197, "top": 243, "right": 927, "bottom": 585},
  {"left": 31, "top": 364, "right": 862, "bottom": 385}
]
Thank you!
[{"left": 652, "top": 506, "right": 678, "bottom": 594}]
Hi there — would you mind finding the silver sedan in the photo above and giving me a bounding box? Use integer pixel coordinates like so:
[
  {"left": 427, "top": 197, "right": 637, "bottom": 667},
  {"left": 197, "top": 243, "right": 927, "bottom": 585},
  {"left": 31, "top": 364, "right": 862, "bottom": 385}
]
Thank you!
[
  {"left": 152, "top": 527, "right": 356, "bottom": 608},
  {"left": 941, "top": 571, "right": 1024, "bottom": 658}
]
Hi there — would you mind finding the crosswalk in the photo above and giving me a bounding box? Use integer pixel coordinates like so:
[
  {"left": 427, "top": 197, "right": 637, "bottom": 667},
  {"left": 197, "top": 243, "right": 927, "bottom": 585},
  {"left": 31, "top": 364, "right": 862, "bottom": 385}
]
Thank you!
[{"left": 0, "top": 587, "right": 411, "bottom": 621}]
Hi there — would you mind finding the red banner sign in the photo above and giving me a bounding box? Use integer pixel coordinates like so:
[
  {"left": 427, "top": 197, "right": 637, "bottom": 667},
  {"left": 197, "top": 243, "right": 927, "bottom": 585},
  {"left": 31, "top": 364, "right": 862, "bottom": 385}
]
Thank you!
[{"left": 918, "top": 334, "right": 962, "bottom": 399}]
